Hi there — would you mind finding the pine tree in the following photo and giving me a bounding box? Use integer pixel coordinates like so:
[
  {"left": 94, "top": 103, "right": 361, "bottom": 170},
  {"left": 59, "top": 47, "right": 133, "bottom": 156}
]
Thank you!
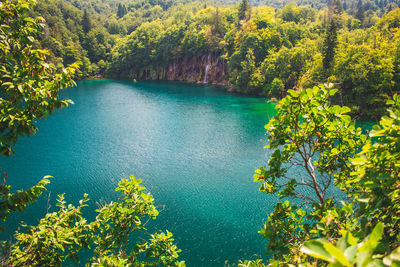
[
  {"left": 238, "top": 0, "right": 248, "bottom": 21},
  {"left": 322, "top": 18, "right": 338, "bottom": 71},
  {"left": 328, "top": 0, "right": 343, "bottom": 14},
  {"left": 117, "top": 4, "right": 127, "bottom": 18},
  {"left": 82, "top": 9, "right": 91, "bottom": 33},
  {"left": 394, "top": 39, "right": 400, "bottom": 91},
  {"left": 117, "top": 3, "right": 123, "bottom": 18},
  {"left": 213, "top": 7, "right": 221, "bottom": 36},
  {"left": 334, "top": 0, "right": 343, "bottom": 14},
  {"left": 122, "top": 4, "right": 127, "bottom": 17},
  {"left": 248, "top": 1, "right": 252, "bottom": 20},
  {"left": 356, "top": 0, "right": 365, "bottom": 23}
]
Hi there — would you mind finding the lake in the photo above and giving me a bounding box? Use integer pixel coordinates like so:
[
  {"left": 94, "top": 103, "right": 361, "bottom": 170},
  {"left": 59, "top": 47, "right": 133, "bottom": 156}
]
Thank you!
[{"left": 0, "top": 80, "right": 279, "bottom": 266}]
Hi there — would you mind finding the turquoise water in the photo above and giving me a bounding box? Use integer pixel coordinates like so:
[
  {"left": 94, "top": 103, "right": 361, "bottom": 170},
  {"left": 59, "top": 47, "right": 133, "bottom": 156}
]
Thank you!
[{"left": 0, "top": 80, "right": 279, "bottom": 266}]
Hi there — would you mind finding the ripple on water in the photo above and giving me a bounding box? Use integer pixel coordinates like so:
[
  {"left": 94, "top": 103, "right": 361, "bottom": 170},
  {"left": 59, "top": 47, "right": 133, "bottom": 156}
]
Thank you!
[{"left": 0, "top": 80, "right": 280, "bottom": 266}]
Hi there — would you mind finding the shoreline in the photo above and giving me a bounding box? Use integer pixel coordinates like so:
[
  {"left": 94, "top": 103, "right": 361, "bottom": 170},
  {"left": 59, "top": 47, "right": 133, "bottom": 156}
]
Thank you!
[{"left": 79, "top": 77, "right": 272, "bottom": 101}]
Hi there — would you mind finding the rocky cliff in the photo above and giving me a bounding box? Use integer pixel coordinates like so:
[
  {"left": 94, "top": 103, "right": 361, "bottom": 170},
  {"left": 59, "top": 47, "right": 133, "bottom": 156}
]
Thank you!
[{"left": 136, "top": 53, "right": 229, "bottom": 86}]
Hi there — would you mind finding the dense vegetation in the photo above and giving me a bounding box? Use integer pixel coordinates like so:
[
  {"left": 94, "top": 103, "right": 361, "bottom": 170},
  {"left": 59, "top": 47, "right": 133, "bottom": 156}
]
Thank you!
[
  {"left": 1, "top": 0, "right": 400, "bottom": 266},
  {"left": 244, "top": 86, "right": 400, "bottom": 266},
  {"left": 0, "top": 1, "right": 183, "bottom": 265},
  {"left": 29, "top": 0, "right": 400, "bottom": 117}
]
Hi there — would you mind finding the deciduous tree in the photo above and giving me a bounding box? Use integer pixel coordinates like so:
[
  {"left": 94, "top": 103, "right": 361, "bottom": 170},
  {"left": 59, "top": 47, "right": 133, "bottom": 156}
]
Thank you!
[{"left": 0, "top": 0, "right": 77, "bottom": 224}]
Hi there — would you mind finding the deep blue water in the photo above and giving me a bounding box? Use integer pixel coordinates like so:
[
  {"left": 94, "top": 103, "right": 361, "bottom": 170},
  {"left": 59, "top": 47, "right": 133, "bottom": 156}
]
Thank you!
[{"left": 0, "top": 80, "right": 279, "bottom": 266}]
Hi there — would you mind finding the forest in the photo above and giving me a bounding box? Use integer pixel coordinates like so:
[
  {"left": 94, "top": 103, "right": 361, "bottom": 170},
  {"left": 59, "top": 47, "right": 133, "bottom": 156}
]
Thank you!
[
  {"left": 1, "top": 0, "right": 400, "bottom": 266},
  {"left": 30, "top": 0, "right": 400, "bottom": 117}
]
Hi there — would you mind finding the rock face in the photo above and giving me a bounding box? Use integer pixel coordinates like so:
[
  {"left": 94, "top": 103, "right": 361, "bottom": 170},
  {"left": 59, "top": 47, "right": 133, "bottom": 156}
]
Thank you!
[
  {"left": 136, "top": 53, "right": 228, "bottom": 86},
  {"left": 165, "top": 53, "right": 228, "bottom": 86}
]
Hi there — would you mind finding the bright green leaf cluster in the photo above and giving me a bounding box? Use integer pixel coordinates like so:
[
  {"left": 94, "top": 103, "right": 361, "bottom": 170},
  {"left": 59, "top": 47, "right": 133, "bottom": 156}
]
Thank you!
[
  {"left": 0, "top": 176, "right": 51, "bottom": 225},
  {"left": 0, "top": 0, "right": 77, "bottom": 157},
  {"left": 341, "top": 93, "right": 400, "bottom": 248},
  {"left": 9, "top": 193, "right": 91, "bottom": 266},
  {"left": 10, "top": 176, "right": 184, "bottom": 266},
  {"left": 0, "top": 0, "right": 78, "bottom": 234},
  {"left": 255, "top": 84, "right": 364, "bottom": 205},
  {"left": 301, "top": 223, "right": 389, "bottom": 266},
  {"left": 251, "top": 85, "right": 400, "bottom": 266}
]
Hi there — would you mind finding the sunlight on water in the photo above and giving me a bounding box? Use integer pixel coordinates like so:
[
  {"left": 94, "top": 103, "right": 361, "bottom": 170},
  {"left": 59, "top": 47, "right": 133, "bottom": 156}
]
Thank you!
[{"left": 0, "top": 80, "right": 279, "bottom": 266}]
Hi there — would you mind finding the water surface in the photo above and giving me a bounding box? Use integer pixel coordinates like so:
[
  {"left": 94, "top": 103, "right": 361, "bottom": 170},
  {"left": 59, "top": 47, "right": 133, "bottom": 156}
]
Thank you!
[{"left": 0, "top": 80, "right": 278, "bottom": 266}]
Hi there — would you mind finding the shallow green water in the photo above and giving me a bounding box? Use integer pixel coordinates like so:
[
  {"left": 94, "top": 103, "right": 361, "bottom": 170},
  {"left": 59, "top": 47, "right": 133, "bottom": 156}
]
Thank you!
[{"left": 0, "top": 80, "right": 279, "bottom": 266}]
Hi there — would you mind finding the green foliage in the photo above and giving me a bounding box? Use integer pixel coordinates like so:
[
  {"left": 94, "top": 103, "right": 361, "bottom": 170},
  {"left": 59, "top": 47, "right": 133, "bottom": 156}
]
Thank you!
[
  {"left": 356, "top": 0, "right": 366, "bottom": 23},
  {"left": 93, "top": 177, "right": 159, "bottom": 258},
  {"left": 322, "top": 18, "right": 338, "bottom": 70},
  {"left": 261, "top": 41, "right": 316, "bottom": 92},
  {"left": 259, "top": 200, "right": 310, "bottom": 259},
  {"left": 0, "top": 0, "right": 77, "bottom": 227},
  {"left": 252, "top": 84, "right": 366, "bottom": 263},
  {"left": 238, "top": 0, "right": 249, "bottom": 21},
  {"left": 17, "top": 0, "right": 399, "bottom": 116},
  {"left": 0, "top": 0, "right": 76, "bottom": 156},
  {"left": 341, "top": 94, "right": 400, "bottom": 247},
  {"left": 135, "top": 231, "right": 184, "bottom": 266},
  {"left": 27, "top": 0, "right": 399, "bottom": 116},
  {"left": 383, "top": 246, "right": 400, "bottom": 266},
  {"left": 0, "top": 176, "right": 51, "bottom": 225},
  {"left": 238, "top": 259, "right": 266, "bottom": 267},
  {"left": 117, "top": 3, "right": 128, "bottom": 18},
  {"left": 250, "top": 85, "right": 400, "bottom": 266},
  {"left": 0, "top": 2, "right": 183, "bottom": 266},
  {"left": 263, "top": 77, "right": 284, "bottom": 97},
  {"left": 10, "top": 176, "right": 185, "bottom": 266},
  {"left": 332, "top": 30, "right": 395, "bottom": 116},
  {"left": 280, "top": 3, "right": 302, "bottom": 23},
  {"left": 255, "top": 85, "right": 363, "bottom": 204},
  {"left": 3, "top": 0, "right": 400, "bottom": 266},
  {"left": 82, "top": 9, "right": 91, "bottom": 33},
  {"left": 301, "top": 223, "right": 386, "bottom": 266},
  {"left": 9, "top": 193, "right": 91, "bottom": 266},
  {"left": 233, "top": 48, "right": 258, "bottom": 93}
]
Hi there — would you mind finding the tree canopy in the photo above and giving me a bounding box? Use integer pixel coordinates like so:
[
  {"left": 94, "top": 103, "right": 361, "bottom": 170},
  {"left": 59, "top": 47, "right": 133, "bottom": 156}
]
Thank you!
[
  {"left": 24, "top": 0, "right": 400, "bottom": 116},
  {"left": 0, "top": 1, "right": 184, "bottom": 265},
  {"left": 1, "top": 0, "right": 400, "bottom": 266}
]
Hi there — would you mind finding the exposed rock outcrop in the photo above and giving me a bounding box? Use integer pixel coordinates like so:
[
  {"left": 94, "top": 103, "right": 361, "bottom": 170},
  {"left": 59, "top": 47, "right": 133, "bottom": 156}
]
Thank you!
[
  {"left": 135, "top": 53, "right": 228, "bottom": 86},
  {"left": 165, "top": 53, "right": 228, "bottom": 86}
]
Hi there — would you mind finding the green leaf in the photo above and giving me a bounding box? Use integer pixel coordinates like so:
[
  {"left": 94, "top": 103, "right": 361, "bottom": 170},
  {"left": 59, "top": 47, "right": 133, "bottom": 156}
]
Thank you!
[
  {"left": 323, "top": 242, "right": 351, "bottom": 266},
  {"left": 350, "top": 157, "right": 367, "bottom": 165},
  {"left": 328, "top": 89, "right": 338, "bottom": 96},
  {"left": 341, "top": 106, "right": 351, "bottom": 114},
  {"left": 287, "top": 89, "right": 299, "bottom": 98},
  {"left": 17, "top": 85, "right": 23, "bottom": 93},
  {"left": 344, "top": 245, "right": 358, "bottom": 264},
  {"left": 301, "top": 239, "right": 334, "bottom": 262},
  {"left": 368, "top": 222, "right": 384, "bottom": 244},
  {"left": 383, "top": 246, "right": 400, "bottom": 266}
]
